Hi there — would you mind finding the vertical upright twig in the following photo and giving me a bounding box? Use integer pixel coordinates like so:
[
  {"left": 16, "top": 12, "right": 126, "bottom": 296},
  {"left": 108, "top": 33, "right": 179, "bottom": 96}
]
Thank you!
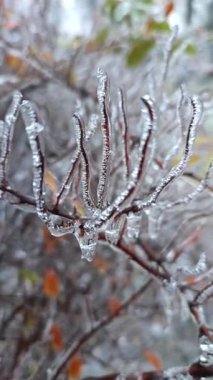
[
  {"left": 97, "top": 68, "right": 112, "bottom": 209},
  {"left": 0, "top": 91, "right": 22, "bottom": 195},
  {"left": 118, "top": 88, "right": 130, "bottom": 180}
]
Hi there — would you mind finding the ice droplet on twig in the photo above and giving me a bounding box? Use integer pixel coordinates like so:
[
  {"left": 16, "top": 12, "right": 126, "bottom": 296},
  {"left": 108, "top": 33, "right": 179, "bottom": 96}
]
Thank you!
[
  {"left": 199, "top": 335, "right": 213, "bottom": 366},
  {"left": 75, "top": 225, "right": 98, "bottom": 262}
]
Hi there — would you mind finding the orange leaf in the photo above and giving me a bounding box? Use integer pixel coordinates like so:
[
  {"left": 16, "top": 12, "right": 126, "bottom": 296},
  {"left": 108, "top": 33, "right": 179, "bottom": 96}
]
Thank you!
[
  {"left": 93, "top": 257, "right": 110, "bottom": 273},
  {"left": 43, "top": 269, "right": 60, "bottom": 298},
  {"left": 164, "top": 1, "right": 175, "bottom": 17},
  {"left": 144, "top": 350, "right": 163, "bottom": 370},
  {"left": 67, "top": 355, "right": 83, "bottom": 379},
  {"left": 108, "top": 297, "right": 122, "bottom": 315},
  {"left": 5, "top": 53, "right": 28, "bottom": 76},
  {"left": 49, "top": 323, "right": 64, "bottom": 351}
]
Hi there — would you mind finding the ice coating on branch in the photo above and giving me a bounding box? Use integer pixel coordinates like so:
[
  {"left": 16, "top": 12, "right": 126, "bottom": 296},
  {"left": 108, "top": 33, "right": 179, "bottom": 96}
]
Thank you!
[
  {"left": 132, "top": 96, "right": 202, "bottom": 213},
  {"left": 95, "top": 96, "right": 155, "bottom": 229},
  {"left": 48, "top": 216, "right": 75, "bottom": 236},
  {"left": 118, "top": 88, "right": 129, "bottom": 180},
  {"left": 160, "top": 25, "right": 178, "bottom": 96},
  {"left": 199, "top": 335, "right": 213, "bottom": 366},
  {"left": 21, "top": 100, "right": 49, "bottom": 223},
  {"left": 97, "top": 68, "right": 112, "bottom": 209},
  {"left": 86, "top": 113, "right": 99, "bottom": 140},
  {"left": 181, "top": 252, "right": 207, "bottom": 276},
  {"left": 73, "top": 113, "right": 95, "bottom": 212},
  {"left": 0, "top": 91, "right": 22, "bottom": 193},
  {"left": 75, "top": 224, "right": 98, "bottom": 262},
  {"left": 125, "top": 213, "right": 142, "bottom": 242}
]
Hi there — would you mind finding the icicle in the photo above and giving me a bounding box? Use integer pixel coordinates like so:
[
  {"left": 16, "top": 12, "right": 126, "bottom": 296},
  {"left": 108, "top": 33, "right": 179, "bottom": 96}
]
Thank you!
[
  {"left": 75, "top": 224, "right": 98, "bottom": 262},
  {"left": 145, "top": 206, "right": 163, "bottom": 240},
  {"left": 105, "top": 217, "right": 124, "bottom": 244},
  {"left": 21, "top": 100, "right": 49, "bottom": 224},
  {"left": 73, "top": 113, "right": 96, "bottom": 212},
  {"left": 97, "top": 68, "right": 112, "bottom": 209},
  {"left": 0, "top": 91, "right": 22, "bottom": 193},
  {"left": 118, "top": 88, "right": 130, "bottom": 180},
  {"left": 125, "top": 213, "right": 142, "bottom": 242},
  {"left": 199, "top": 335, "right": 213, "bottom": 366}
]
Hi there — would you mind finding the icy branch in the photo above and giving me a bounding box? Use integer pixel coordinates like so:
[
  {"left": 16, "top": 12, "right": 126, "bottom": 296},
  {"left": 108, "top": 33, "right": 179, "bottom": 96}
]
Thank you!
[
  {"left": 118, "top": 88, "right": 130, "bottom": 180},
  {"left": 97, "top": 68, "right": 112, "bottom": 209},
  {"left": 95, "top": 96, "right": 155, "bottom": 228},
  {"left": 0, "top": 91, "right": 22, "bottom": 195},
  {"left": 73, "top": 113, "right": 96, "bottom": 212},
  {"left": 124, "top": 96, "right": 202, "bottom": 215}
]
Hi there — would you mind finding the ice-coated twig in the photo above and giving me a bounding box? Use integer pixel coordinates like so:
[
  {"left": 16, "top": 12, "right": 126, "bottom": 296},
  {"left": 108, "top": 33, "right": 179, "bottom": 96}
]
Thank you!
[
  {"left": 162, "top": 161, "right": 213, "bottom": 210},
  {"left": 123, "top": 96, "right": 202, "bottom": 216},
  {"left": 54, "top": 148, "right": 81, "bottom": 209},
  {"left": 95, "top": 96, "right": 155, "bottom": 228},
  {"left": 96, "top": 68, "right": 112, "bottom": 209},
  {"left": 55, "top": 115, "right": 99, "bottom": 209},
  {"left": 163, "top": 86, "right": 187, "bottom": 168},
  {"left": 21, "top": 100, "right": 50, "bottom": 224},
  {"left": 192, "top": 281, "right": 213, "bottom": 306},
  {"left": 160, "top": 25, "right": 178, "bottom": 94},
  {"left": 73, "top": 113, "right": 96, "bottom": 212},
  {"left": 118, "top": 88, "right": 130, "bottom": 180},
  {"left": 0, "top": 91, "right": 22, "bottom": 194}
]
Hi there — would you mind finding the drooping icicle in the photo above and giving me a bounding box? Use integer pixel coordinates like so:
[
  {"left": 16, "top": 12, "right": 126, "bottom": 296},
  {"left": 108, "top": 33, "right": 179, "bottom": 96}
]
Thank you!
[
  {"left": 125, "top": 213, "right": 142, "bottom": 242},
  {"left": 131, "top": 96, "right": 202, "bottom": 214},
  {"left": 105, "top": 217, "right": 124, "bottom": 244},
  {"left": 75, "top": 223, "right": 98, "bottom": 262},
  {"left": 21, "top": 100, "right": 49, "bottom": 224},
  {"left": 118, "top": 88, "right": 130, "bottom": 180},
  {"left": 73, "top": 113, "right": 96, "bottom": 212},
  {"left": 96, "top": 68, "right": 112, "bottom": 209},
  {"left": 145, "top": 206, "right": 163, "bottom": 240},
  {"left": 199, "top": 335, "right": 213, "bottom": 366},
  {"left": 95, "top": 96, "right": 155, "bottom": 229},
  {"left": 0, "top": 91, "right": 22, "bottom": 195}
]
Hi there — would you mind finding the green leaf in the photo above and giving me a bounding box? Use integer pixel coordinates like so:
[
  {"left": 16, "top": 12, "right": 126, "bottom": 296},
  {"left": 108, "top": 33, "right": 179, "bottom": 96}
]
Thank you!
[
  {"left": 126, "top": 38, "right": 155, "bottom": 67},
  {"left": 149, "top": 20, "right": 170, "bottom": 32},
  {"left": 96, "top": 28, "right": 109, "bottom": 45},
  {"left": 20, "top": 269, "right": 40, "bottom": 285},
  {"left": 185, "top": 43, "right": 197, "bottom": 55}
]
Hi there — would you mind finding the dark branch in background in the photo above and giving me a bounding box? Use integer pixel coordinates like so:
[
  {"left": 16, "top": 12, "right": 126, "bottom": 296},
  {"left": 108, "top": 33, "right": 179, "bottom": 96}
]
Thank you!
[{"left": 47, "top": 280, "right": 152, "bottom": 380}]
